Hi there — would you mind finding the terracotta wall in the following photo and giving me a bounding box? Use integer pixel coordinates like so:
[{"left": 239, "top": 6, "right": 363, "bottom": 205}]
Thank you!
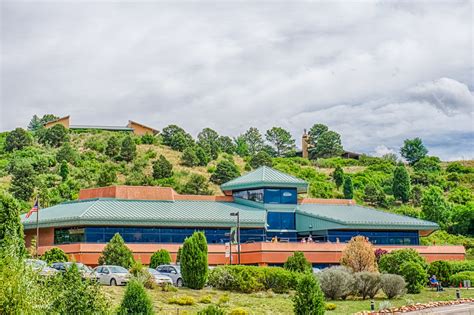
[{"left": 25, "top": 228, "right": 54, "bottom": 248}]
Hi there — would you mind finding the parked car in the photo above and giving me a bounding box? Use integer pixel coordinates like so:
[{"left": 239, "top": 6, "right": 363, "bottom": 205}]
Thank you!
[
  {"left": 147, "top": 268, "right": 173, "bottom": 285},
  {"left": 156, "top": 264, "right": 183, "bottom": 287},
  {"left": 93, "top": 265, "right": 130, "bottom": 286},
  {"left": 51, "top": 262, "right": 99, "bottom": 281},
  {"left": 25, "top": 259, "right": 58, "bottom": 277}
]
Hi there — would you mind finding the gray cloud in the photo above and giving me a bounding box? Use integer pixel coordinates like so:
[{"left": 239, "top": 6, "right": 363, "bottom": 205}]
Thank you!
[{"left": 1, "top": 0, "right": 473, "bottom": 160}]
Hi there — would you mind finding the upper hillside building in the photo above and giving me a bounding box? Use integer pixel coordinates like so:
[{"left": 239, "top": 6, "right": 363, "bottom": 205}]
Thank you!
[
  {"left": 21, "top": 166, "right": 465, "bottom": 266},
  {"left": 44, "top": 115, "right": 158, "bottom": 136}
]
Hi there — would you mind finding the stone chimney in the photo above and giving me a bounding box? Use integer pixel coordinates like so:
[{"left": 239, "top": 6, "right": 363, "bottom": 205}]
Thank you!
[{"left": 302, "top": 129, "right": 309, "bottom": 159}]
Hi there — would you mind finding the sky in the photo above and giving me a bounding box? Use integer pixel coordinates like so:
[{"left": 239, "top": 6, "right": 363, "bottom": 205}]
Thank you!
[{"left": 1, "top": 1, "right": 473, "bottom": 160}]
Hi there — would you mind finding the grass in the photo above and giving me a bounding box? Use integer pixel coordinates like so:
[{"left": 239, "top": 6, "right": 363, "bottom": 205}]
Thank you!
[{"left": 103, "top": 286, "right": 474, "bottom": 315}]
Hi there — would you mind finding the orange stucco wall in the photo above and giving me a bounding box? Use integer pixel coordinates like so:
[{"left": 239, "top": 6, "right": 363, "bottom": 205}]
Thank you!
[
  {"left": 34, "top": 240, "right": 466, "bottom": 267},
  {"left": 127, "top": 121, "right": 157, "bottom": 136},
  {"left": 44, "top": 116, "right": 70, "bottom": 129}
]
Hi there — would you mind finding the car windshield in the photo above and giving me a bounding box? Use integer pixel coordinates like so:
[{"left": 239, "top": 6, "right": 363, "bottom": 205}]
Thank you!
[
  {"left": 147, "top": 268, "right": 159, "bottom": 275},
  {"left": 108, "top": 266, "right": 128, "bottom": 273}
]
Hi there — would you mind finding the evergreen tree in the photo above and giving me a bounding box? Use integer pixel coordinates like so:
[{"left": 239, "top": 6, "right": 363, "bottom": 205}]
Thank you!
[
  {"left": 59, "top": 160, "right": 69, "bottom": 181},
  {"left": 56, "top": 142, "right": 77, "bottom": 164},
  {"left": 27, "top": 115, "right": 42, "bottom": 131},
  {"left": 307, "top": 124, "right": 343, "bottom": 159},
  {"left": 118, "top": 279, "right": 154, "bottom": 315},
  {"left": 181, "top": 231, "right": 208, "bottom": 289},
  {"left": 98, "top": 233, "right": 134, "bottom": 268},
  {"left": 393, "top": 165, "right": 411, "bottom": 203},
  {"left": 120, "top": 136, "right": 137, "bottom": 162},
  {"left": 105, "top": 136, "right": 121, "bottom": 158},
  {"left": 363, "top": 183, "right": 387, "bottom": 207},
  {"left": 421, "top": 186, "right": 450, "bottom": 226},
  {"left": 400, "top": 138, "right": 428, "bottom": 165},
  {"left": 152, "top": 155, "right": 173, "bottom": 179},
  {"left": 8, "top": 160, "right": 36, "bottom": 201},
  {"left": 97, "top": 163, "right": 117, "bottom": 187},
  {"left": 242, "top": 127, "right": 264, "bottom": 156},
  {"left": 5, "top": 128, "right": 33, "bottom": 152},
  {"left": 293, "top": 274, "right": 325, "bottom": 315},
  {"left": 343, "top": 176, "right": 354, "bottom": 199},
  {"left": 181, "top": 174, "right": 212, "bottom": 195},
  {"left": 161, "top": 125, "right": 194, "bottom": 151},
  {"left": 176, "top": 247, "right": 182, "bottom": 264},
  {"left": 284, "top": 251, "right": 312, "bottom": 273},
  {"left": 197, "top": 128, "right": 220, "bottom": 160},
  {"left": 38, "top": 124, "right": 69, "bottom": 147},
  {"left": 265, "top": 127, "right": 296, "bottom": 157},
  {"left": 249, "top": 151, "right": 273, "bottom": 169},
  {"left": 195, "top": 146, "right": 211, "bottom": 166},
  {"left": 0, "top": 192, "right": 26, "bottom": 257},
  {"left": 217, "top": 136, "right": 235, "bottom": 154},
  {"left": 181, "top": 147, "right": 199, "bottom": 167},
  {"left": 149, "top": 249, "right": 172, "bottom": 269},
  {"left": 210, "top": 160, "right": 240, "bottom": 185},
  {"left": 332, "top": 165, "right": 344, "bottom": 189}
]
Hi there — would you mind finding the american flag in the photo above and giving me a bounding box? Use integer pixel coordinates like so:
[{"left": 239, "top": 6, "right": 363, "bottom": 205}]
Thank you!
[{"left": 25, "top": 198, "right": 39, "bottom": 219}]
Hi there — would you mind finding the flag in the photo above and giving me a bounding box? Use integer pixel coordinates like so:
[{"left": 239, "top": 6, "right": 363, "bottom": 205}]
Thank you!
[{"left": 26, "top": 198, "right": 39, "bottom": 219}]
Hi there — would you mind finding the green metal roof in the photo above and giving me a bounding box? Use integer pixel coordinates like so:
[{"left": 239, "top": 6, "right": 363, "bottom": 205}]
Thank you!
[
  {"left": 296, "top": 204, "right": 439, "bottom": 232},
  {"left": 221, "top": 166, "right": 308, "bottom": 192},
  {"left": 21, "top": 198, "right": 265, "bottom": 229}
]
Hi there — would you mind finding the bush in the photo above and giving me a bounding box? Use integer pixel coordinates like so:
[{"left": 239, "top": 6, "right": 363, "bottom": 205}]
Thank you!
[
  {"left": 293, "top": 274, "right": 325, "bottom": 315},
  {"left": 42, "top": 247, "right": 68, "bottom": 264},
  {"left": 341, "top": 235, "right": 377, "bottom": 272},
  {"left": 325, "top": 303, "right": 337, "bottom": 311},
  {"left": 208, "top": 266, "right": 236, "bottom": 291},
  {"left": 141, "top": 134, "right": 156, "bottom": 145},
  {"left": 318, "top": 266, "right": 355, "bottom": 300},
  {"left": 5, "top": 128, "right": 32, "bottom": 152},
  {"left": 399, "top": 261, "right": 427, "bottom": 294},
  {"left": 449, "top": 260, "right": 474, "bottom": 274},
  {"left": 152, "top": 155, "right": 173, "bottom": 179},
  {"left": 449, "top": 271, "right": 474, "bottom": 286},
  {"left": 218, "top": 293, "right": 229, "bottom": 305},
  {"left": 229, "top": 308, "right": 249, "bottom": 315},
  {"left": 149, "top": 249, "right": 172, "bottom": 269},
  {"left": 118, "top": 279, "right": 154, "bottom": 315},
  {"left": 39, "top": 124, "right": 69, "bottom": 147},
  {"left": 129, "top": 260, "right": 155, "bottom": 289},
  {"left": 379, "top": 249, "right": 427, "bottom": 274},
  {"left": 197, "top": 305, "right": 225, "bottom": 315},
  {"left": 168, "top": 296, "right": 196, "bottom": 305},
  {"left": 210, "top": 160, "right": 240, "bottom": 185},
  {"left": 181, "top": 231, "right": 208, "bottom": 289},
  {"left": 428, "top": 261, "right": 452, "bottom": 287},
  {"left": 380, "top": 274, "right": 406, "bottom": 299},
  {"left": 284, "top": 251, "right": 312, "bottom": 273},
  {"left": 98, "top": 233, "right": 134, "bottom": 268},
  {"left": 354, "top": 272, "right": 381, "bottom": 299},
  {"left": 120, "top": 136, "right": 137, "bottom": 162},
  {"left": 199, "top": 295, "right": 212, "bottom": 304}
]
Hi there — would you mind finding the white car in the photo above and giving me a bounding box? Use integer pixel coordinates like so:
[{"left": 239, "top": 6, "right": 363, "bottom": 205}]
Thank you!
[
  {"left": 147, "top": 268, "right": 173, "bottom": 285},
  {"left": 93, "top": 265, "right": 130, "bottom": 286},
  {"left": 25, "top": 259, "right": 58, "bottom": 277}
]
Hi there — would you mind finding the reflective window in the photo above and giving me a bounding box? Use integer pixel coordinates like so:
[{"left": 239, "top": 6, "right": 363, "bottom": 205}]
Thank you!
[
  {"left": 54, "top": 228, "right": 85, "bottom": 244},
  {"left": 326, "top": 230, "right": 419, "bottom": 245},
  {"left": 267, "top": 212, "right": 295, "bottom": 230},
  {"left": 233, "top": 189, "right": 263, "bottom": 202}
]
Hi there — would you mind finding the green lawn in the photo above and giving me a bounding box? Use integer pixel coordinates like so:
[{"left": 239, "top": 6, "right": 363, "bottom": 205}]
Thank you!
[{"left": 103, "top": 286, "right": 474, "bottom": 315}]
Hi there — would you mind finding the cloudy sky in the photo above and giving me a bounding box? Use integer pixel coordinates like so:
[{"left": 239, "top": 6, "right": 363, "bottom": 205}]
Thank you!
[{"left": 1, "top": 1, "right": 473, "bottom": 160}]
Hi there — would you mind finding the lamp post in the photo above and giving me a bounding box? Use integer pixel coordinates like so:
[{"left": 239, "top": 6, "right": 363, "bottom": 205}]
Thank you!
[{"left": 230, "top": 212, "right": 240, "bottom": 264}]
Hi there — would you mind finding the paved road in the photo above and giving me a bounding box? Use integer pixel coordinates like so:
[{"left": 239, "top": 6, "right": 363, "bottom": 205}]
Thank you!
[{"left": 406, "top": 302, "right": 474, "bottom": 314}]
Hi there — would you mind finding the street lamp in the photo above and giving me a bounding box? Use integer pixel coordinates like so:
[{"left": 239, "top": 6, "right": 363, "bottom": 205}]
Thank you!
[{"left": 230, "top": 211, "right": 240, "bottom": 264}]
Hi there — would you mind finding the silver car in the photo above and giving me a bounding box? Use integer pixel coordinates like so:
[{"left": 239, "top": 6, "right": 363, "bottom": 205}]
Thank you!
[
  {"left": 93, "top": 265, "right": 130, "bottom": 286},
  {"left": 147, "top": 268, "right": 173, "bottom": 285},
  {"left": 25, "top": 259, "right": 58, "bottom": 277},
  {"left": 156, "top": 264, "right": 183, "bottom": 287}
]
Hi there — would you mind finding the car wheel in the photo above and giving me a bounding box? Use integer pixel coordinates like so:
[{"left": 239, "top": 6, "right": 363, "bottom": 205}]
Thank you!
[
  {"left": 110, "top": 278, "right": 117, "bottom": 286},
  {"left": 176, "top": 278, "right": 183, "bottom": 287}
]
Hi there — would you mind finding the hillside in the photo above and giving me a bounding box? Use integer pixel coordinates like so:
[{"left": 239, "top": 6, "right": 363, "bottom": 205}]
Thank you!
[{"left": 0, "top": 125, "right": 472, "bottom": 258}]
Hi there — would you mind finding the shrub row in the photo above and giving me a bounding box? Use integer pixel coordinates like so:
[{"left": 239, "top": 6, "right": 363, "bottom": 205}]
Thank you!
[
  {"left": 208, "top": 265, "right": 298, "bottom": 293},
  {"left": 449, "top": 271, "right": 474, "bottom": 287}
]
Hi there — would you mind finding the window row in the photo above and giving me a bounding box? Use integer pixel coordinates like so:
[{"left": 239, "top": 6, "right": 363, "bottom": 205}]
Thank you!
[{"left": 232, "top": 188, "right": 297, "bottom": 204}]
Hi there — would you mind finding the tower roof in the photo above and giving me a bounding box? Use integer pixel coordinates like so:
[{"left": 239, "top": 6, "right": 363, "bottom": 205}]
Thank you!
[{"left": 221, "top": 166, "right": 308, "bottom": 193}]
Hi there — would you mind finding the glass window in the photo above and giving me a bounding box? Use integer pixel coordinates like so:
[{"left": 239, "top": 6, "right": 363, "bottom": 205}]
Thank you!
[
  {"left": 327, "top": 230, "right": 419, "bottom": 245},
  {"left": 280, "top": 189, "right": 297, "bottom": 204},
  {"left": 264, "top": 189, "right": 281, "bottom": 204},
  {"left": 267, "top": 212, "right": 295, "bottom": 230}
]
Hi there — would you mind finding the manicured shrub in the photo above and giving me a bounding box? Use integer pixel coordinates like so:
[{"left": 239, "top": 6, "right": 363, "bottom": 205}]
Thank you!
[
  {"left": 354, "top": 272, "right": 381, "bottom": 299},
  {"left": 399, "top": 261, "right": 427, "bottom": 294},
  {"left": 293, "top": 274, "right": 325, "bottom": 315},
  {"left": 380, "top": 274, "right": 406, "bottom": 299},
  {"left": 341, "top": 235, "right": 377, "bottom": 272},
  {"left": 449, "top": 271, "right": 474, "bottom": 287},
  {"left": 98, "top": 233, "right": 134, "bottom": 268},
  {"left": 42, "top": 247, "right": 68, "bottom": 264},
  {"left": 117, "top": 279, "right": 154, "bottom": 315},
  {"left": 181, "top": 231, "right": 208, "bottom": 289},
  {"left": 199, "top": 295, "right": 212, "bottom": 304},
  {"left": 197, "top": 305, "right": 225, "bottom": 315},
  {"left": 318, "top": 266, "right": 356, "bottom": 300},
  {"left": 428, "top": 260, "right": 452, "bottom": 287},
  {"left": 379, "top": 249, "right": 427, "bottom": 274},
  {"left": 325, "top": 303, "right": 337, "bottom": 311},
  {"left": 168, "top": 296, "right": 196, "bottom": 305},
  {"left": 149, "top": 249, "right": 171, "bottom": 269},
  {"left": 284, "top": 251, "right": 312, "bottom": 273}
]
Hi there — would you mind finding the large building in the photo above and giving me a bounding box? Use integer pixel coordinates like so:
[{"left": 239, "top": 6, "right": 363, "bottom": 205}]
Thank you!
[{"left": 22, "top": 167, "right": 465, "bottom": 266}]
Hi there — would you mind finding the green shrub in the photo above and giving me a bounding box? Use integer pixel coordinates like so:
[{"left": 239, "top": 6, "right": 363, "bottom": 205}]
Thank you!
[
  {"left": 181, "top": 231, "right": 208, "bottom": 289},
  {"left": 218, "top": 293, "right": 229, "bottom": 305},
  {"left": 98, "top": 233, "right": 134, "bottom": 268},
  {"left": 325, "top": 303, "right": 337, "bottom": 311},
  {"left": 449, "top": 271, "right": 474, "bottom": 286},
  {"left": 118, "top": 279, "right": 154, "bottom": 315},
  {"left": 149, "top": 249, "right": 171, "bottom": 269},
  {"left": 197, "top": 305, "right": 225, "bottom": 315},
  {"left": 152, "top": 155, "right": 173, "bottom": 179},
  {"left": 399, "top": 261, "right": 427, "bottom": 294},
  {"left": 449, "top": 260, "right": 474, "bottom": 274},
  {"left": 129, "top": 260, "right": 155, "bottom": 289},
  {"left": 380, "top": 274, "right": 406, "bottom": 299},
  {"left": 168, "top": 296, "right": 196, "bottom": 305},
  {"left": 379, "top": 249, "right": 428, "bottom": 274},
  {"left": 42, "top": 247, "right": 68, "bottom": 264},
  {"left": 208, "top": 266, "right": 235, "bottom": 290},
  {"left": 293, "top": 274, "right": 325, "bottom": 315},
  {"left": 318, "top": 266, "right": 355, "bottom": 300},
  {"left": 229, "top": 307, "right": 249, "bottom": 315},
  {"left": 141, "top": 134, "right": 156, "bottom": 145},
  {"left": 428, "top": 261, "right": 452, "bottom": 287},
  {"left": 354, "top": 272, "right": 381, "bottom": 299},
  {"left": 284, "top": 251, "right": 312, "bottom": 274},
  {"left": 199, "top": 295, "right": 212, "bottom": 304}
]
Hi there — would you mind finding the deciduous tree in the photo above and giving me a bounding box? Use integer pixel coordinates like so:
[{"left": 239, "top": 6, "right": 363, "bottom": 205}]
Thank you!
[
  {"left": 0, "top": 192, "right": 26, "bottom": 257},
  {"left": 249, "top": 151, "right": 273, "bottom": 169},
  {"left": 149, "top": 249, "right": 172, "bottom": 269},
  {"left": 5, "top": 128, "right": 33, "bottom": 152},
  {"left": 340, "top": 235, "right": 377, "bottom": 272},
  {"left": 181, "top": 147, "right": 199, "bottom": 167},
  {"left": 181, "top": 174, "right": 212, "bottom": 195},
  {"left": 210, "top": 160, "right": 240, "bottom": 185},
  {"left": 39, "top": 124, "right": 69, "bottom": 147},
  {"left": 98, "top": 233, "right": 134, "bottom": 268},
  {"left": 197, "top": 128, "right": 220, "bottom": 160},
  {"left": 8, "top": 160, "right": 36, "bottom": 201},
  {"left": 421, "top": 186, "right": 450, "bottom": 225}
]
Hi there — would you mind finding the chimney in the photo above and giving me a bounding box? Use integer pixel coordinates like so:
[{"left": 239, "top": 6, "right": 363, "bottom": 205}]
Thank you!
[{"left": 302, "top": 129, "right": 309, "bottom": 159}]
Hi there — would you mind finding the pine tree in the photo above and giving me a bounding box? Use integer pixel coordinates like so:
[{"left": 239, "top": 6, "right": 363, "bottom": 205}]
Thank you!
[
  {"left": 181, "top": 231, "right": 208, "bottom": 289},
  {"left": 149, "top": 249, "right": 172, "bottom": 269},
  {"left": 393, "top": 165, "right": 411, "bottom": 203},
  {"left": 118, "top": 279, "right": 154, "bottom": 315},
  {"left": 249, "top": 151, "right": 273, "bottom": 169},
  {"left": 181, "top": 174, "right": 212, "bottom": 195},
  {"left": 343, "top": 176, "right": 354, "bottom": 199},
  {"left": 98, "top": 233, "right": 134, "bottom": 268},
  {"left": 265, "top": 127, "right": 296, "bottom": 157},
  {"left": 27, "top": 115, "right": 42, "bottom": 131},
  {"left": 293, "top": 274, "right": 325, "bottom": 315},
  {"left": 105, "top": 136, "right": 121, "bottom": 158},
  {"left": 152, "top": 155, "right": 173, "bottom": 179},
  {"left": 59, "top": 161, "right": 69, "bottom": 181},
  {"left": 332, "top": 165, "right": 344, "bottom": 189},
  {"left": 195, "top": 146, "right": 211, "bottom": 166},
  {"left": 181, "top": 147, "right": 199, "bottom": 167},
  {"left": 0, "top": 192, "right": 26, "bottom": 258},
  {"left": 120, "top": 137, "right": 137, "bottom": 162},
  {"left": 210, "top": 160, "right": 240, "bottom": 185}
]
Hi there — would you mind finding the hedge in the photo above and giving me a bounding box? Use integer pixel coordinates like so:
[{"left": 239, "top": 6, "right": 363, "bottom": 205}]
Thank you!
[{"left": 449, "top": 271, "right": 474, "bottom": 287}]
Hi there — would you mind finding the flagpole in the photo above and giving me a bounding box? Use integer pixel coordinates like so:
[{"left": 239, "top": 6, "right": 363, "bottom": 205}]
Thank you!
[{"left": 36, "top": 197, "right": 40, "bottom": 258}]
